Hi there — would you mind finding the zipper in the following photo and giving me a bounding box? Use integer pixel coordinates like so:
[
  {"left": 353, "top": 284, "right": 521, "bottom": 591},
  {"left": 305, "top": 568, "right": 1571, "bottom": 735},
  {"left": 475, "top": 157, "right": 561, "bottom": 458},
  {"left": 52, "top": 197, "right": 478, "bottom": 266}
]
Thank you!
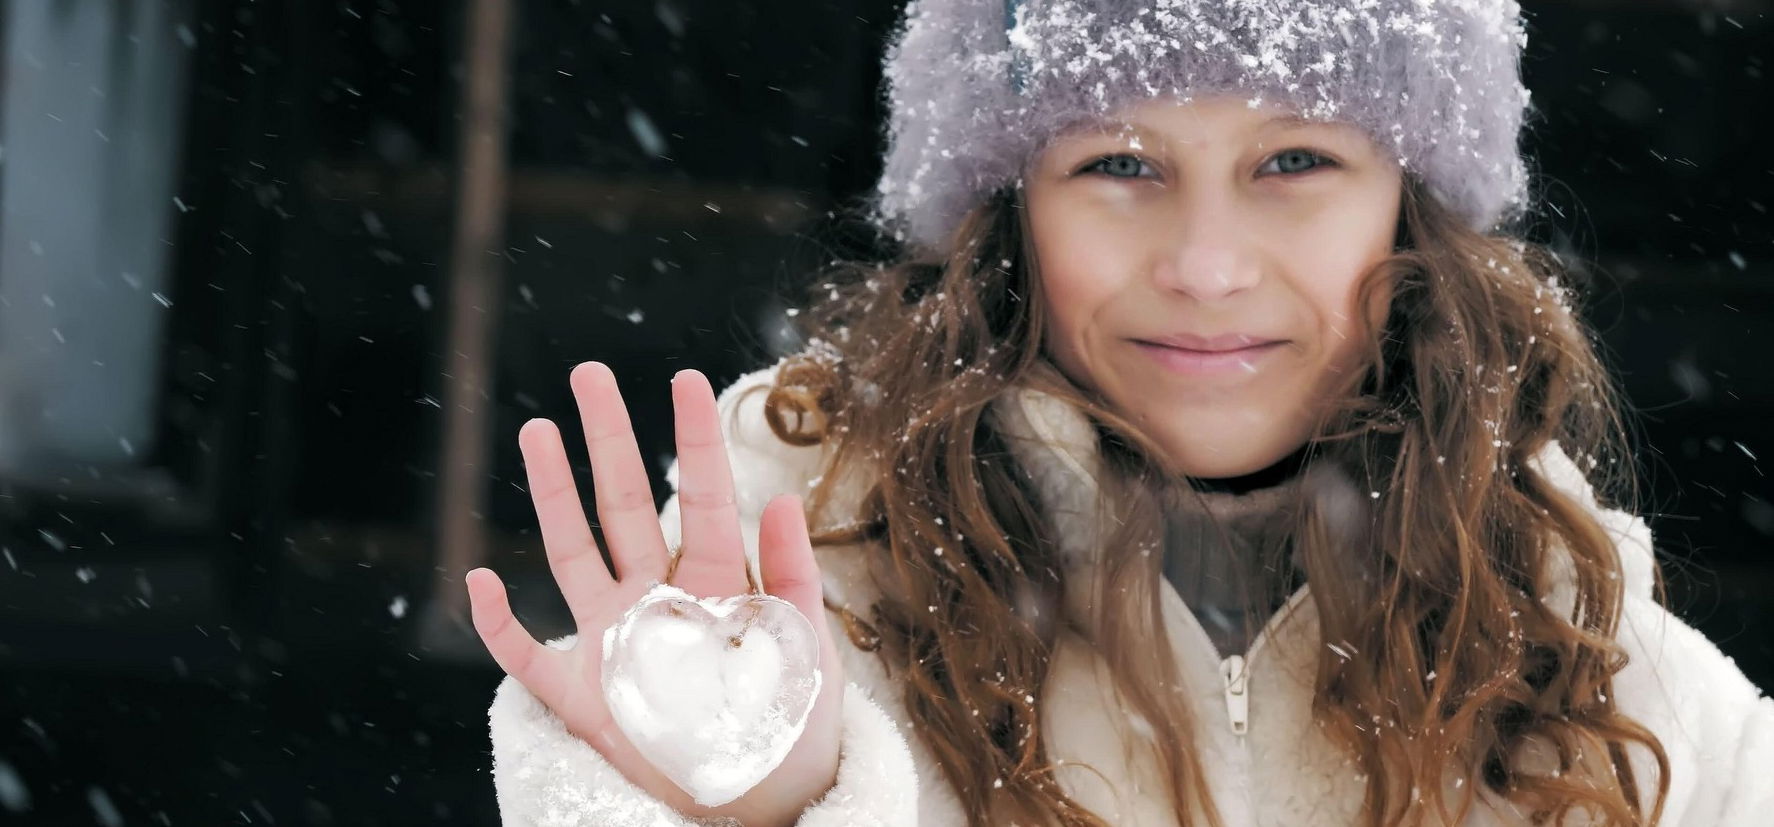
[
  {"left": 1219, "top": 654, "right": 1249, "bottom": 734},
  {"left": 1170, "top": 585, "right": 1313, "bottom": 737}
]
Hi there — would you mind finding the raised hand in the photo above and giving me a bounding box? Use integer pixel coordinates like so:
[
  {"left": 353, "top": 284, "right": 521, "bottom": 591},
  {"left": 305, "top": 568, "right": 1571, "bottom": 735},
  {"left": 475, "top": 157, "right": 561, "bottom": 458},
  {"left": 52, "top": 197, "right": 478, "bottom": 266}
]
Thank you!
[{"left": 466, "top": 363, "right": 845, "bottom": 826}]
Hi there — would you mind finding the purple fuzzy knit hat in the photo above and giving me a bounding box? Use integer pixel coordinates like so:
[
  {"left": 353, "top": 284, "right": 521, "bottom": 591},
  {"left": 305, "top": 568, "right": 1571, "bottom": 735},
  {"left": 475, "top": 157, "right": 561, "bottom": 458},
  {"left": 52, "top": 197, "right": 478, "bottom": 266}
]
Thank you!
[{"left": 869, "top": 0, "right": 1537, "bottom": 254}]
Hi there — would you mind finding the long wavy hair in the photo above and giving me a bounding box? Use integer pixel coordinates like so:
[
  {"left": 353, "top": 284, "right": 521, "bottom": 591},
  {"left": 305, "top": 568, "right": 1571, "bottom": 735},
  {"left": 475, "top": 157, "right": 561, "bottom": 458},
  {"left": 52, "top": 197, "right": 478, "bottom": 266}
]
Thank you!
[{"left": 756, "top": 172, "right": 1672, "bottom": 826}]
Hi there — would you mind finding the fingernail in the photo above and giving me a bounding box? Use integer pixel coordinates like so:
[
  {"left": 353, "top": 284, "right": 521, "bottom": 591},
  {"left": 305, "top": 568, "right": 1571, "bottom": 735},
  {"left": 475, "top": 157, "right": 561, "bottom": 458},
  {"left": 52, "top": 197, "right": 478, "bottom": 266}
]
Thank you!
[{"left": 571, "top": 361, "right": 605, "bottom": 383}]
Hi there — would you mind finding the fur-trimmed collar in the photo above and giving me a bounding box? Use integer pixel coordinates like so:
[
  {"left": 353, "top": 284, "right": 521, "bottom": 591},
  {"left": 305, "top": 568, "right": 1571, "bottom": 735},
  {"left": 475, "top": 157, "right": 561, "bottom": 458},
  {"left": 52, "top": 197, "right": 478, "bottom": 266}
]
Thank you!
[{"left": 983, "top": 382, "right": 1659, "bottom": 641}]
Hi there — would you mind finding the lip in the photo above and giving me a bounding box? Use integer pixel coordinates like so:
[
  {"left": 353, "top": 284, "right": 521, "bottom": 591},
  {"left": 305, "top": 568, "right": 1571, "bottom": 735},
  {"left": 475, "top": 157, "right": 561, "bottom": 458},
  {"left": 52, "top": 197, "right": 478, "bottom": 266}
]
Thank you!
[
  {"left": 1132, "top": 339, "right": 1287, "bottom": 376},
  {"left": 1143, "top": 332, "right": 1282, "bottom": 352}
]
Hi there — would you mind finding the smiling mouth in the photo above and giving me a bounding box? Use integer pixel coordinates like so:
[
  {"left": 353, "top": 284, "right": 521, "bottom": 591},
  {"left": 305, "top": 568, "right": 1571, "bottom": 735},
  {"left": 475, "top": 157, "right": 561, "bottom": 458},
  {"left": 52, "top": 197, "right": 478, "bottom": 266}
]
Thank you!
[{"left": 1132, "top": 339, "right": 1287, "bottom": 376}]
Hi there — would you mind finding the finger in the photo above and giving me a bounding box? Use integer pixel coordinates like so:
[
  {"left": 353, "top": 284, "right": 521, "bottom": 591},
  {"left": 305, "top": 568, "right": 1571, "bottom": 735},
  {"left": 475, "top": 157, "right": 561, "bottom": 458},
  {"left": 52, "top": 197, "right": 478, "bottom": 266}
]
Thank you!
[
  {"left": 758, "top": 496, "right": 847, "bottom": 692},
  {"left": 569, "top": 361, "right": 668, "bottom": 583},
  {"left": 757, "top": 494, "right": 822, "bottom": 621},
  {"left": 669, "top": 369, "right": 749, "bottom": 595},
  {"left": 518, "top": 418, "right": 612, "bottom": 623},
  {"left": 466, "top": 568, "right": 571, "bottom": 710}
]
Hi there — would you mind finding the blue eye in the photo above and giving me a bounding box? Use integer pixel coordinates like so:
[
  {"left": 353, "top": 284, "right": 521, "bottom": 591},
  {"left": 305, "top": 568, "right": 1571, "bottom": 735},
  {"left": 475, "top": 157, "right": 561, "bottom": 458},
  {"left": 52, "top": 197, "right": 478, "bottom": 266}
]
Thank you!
[
  {"left": 1261, "top": 149, "right": 1336, "bottom": 176},
  {"left": 1081, "top": 153, "right": 1151, "bottom": 179},
  {"left": 1081, "top": 149, "right": 1338, "bottom": 181}
]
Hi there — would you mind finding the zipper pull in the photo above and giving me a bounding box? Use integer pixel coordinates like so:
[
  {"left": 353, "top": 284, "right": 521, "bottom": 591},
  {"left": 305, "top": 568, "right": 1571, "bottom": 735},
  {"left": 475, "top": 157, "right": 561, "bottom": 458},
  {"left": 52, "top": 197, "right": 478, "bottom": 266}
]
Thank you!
[{"left": 1220, "top": 654, "right": 1249, "bottom": 735}]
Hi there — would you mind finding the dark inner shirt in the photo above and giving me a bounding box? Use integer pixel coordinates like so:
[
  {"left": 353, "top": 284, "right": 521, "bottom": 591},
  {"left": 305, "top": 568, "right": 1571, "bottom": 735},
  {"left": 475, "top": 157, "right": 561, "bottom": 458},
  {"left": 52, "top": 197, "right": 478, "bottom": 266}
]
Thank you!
[{"left": 1160, "top": 443, "right": 1312, "bottom": 660}]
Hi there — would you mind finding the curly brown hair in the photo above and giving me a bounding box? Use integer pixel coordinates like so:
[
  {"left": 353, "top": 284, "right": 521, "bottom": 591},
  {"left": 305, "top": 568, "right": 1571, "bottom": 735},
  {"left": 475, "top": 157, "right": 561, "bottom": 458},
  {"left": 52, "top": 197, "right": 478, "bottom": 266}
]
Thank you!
[{"left": 755, "top": 173, "right": 1671, "bottom": 826}]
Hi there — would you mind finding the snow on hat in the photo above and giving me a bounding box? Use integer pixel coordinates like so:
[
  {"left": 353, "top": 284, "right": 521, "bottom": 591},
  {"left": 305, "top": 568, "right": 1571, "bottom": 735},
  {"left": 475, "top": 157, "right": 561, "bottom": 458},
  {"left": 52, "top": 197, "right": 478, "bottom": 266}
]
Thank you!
[{"left": 869, "top": 0, "right": 1537, "bottom": 253}]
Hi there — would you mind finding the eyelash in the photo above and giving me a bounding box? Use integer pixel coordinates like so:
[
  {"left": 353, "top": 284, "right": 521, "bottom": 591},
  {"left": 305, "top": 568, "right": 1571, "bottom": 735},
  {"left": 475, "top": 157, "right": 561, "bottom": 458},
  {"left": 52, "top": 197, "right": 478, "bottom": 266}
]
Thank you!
[{"left": 1079, "top": 149, "right": 1338, "bottom": 180}]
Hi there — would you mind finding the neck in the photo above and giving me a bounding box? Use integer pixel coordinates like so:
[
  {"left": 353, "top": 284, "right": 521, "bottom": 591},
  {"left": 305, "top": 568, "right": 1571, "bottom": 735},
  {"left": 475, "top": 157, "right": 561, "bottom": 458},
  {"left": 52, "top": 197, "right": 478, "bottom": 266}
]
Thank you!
[{"left": 1162, "top": 443, "right": 1312, "bottom": 659}]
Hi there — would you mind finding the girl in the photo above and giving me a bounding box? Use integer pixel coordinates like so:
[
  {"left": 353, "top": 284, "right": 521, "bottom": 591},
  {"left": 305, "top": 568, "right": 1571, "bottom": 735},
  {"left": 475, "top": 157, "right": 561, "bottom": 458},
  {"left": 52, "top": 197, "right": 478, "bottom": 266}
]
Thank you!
[{"left": 467, "top": 0, "right": 1773, "bottom": 824}]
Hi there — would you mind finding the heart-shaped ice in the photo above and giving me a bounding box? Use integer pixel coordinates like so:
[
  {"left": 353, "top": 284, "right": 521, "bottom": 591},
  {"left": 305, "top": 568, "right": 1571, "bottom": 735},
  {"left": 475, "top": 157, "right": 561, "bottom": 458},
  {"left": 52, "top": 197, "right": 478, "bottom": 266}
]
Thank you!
[{"left": 601, "top": 581, "right": 823, "bottom": 808}]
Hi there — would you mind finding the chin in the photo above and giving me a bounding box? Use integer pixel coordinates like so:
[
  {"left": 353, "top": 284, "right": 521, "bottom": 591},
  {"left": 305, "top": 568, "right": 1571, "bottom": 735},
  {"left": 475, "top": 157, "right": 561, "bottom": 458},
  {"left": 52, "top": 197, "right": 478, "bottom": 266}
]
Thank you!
[
  {"left": 1150, "top": 426, "right": 1300, "bottom": 479},
  {"left": 1165, "top": 451, "right": 1268, "bottom": 479}
]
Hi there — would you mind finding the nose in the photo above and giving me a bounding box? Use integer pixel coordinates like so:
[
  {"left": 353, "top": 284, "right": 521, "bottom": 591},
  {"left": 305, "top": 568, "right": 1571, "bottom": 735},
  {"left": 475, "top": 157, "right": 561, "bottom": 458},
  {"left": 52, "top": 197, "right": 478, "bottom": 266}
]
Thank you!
[{"left": 1148, "top": 201, "right": 1262, "bottom": 301}]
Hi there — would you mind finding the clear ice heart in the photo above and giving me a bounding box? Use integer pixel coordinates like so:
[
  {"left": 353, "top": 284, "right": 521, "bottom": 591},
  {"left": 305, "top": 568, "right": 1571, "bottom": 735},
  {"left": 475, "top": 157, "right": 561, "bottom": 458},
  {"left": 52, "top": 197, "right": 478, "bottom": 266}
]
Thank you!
[{"left": 601, "top": 581, "right": 823, "bottom": 808}]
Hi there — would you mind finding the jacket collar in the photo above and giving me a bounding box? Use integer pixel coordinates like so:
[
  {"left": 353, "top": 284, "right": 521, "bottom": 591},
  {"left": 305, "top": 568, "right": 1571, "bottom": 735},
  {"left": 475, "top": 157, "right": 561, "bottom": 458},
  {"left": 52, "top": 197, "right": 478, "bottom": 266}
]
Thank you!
[{"left": 984, "top": 382, "right": 1660, "bottom": 642}]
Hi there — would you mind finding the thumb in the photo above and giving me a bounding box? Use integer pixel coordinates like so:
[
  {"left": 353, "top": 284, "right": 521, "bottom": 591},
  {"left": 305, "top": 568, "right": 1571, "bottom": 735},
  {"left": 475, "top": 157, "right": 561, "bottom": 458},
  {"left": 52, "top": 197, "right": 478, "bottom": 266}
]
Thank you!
[
  {"left": 757, "top": 493, "right": 846, "bottom": 693},
  {"left": 756, "top": 494, "right": 824, "bottom": 623}
]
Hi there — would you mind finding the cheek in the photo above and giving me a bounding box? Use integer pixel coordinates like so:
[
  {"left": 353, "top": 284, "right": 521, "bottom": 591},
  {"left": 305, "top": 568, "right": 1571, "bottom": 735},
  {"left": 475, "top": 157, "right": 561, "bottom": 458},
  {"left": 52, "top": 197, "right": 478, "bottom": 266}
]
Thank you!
[
  {"left": 1037, "top": 264, "right": 1095, "bottom": 373},
  {"left": 1030, "top": 215, "right": 1129, "bottom": 359},
  {"left": 1298, "top": 245, "right": 1396, "bottom": 374},
  {"left": 1292, "top": 198, "right": 1397, "bottom": 332}
]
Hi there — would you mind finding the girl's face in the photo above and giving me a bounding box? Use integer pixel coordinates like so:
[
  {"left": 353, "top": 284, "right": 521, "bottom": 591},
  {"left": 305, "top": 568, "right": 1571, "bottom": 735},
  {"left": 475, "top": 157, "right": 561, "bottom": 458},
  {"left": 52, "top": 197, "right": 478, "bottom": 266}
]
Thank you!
[{"left": 1024, "top": 94, "right": 1404, "bottom": 479}]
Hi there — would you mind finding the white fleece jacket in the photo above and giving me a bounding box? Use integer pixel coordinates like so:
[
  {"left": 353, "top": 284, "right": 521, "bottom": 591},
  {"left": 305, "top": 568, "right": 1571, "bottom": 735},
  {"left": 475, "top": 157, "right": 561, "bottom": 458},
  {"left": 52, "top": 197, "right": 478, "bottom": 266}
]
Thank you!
[{"left": 487, "top": 358, "right": 1774, "bottom": 826}]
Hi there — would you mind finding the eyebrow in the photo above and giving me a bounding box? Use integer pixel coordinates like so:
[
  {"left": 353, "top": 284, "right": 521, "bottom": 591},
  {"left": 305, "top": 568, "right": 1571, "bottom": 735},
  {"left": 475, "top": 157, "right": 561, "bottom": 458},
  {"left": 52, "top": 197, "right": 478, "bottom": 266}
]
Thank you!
[
  {"left": 1121, "top": 112, "right": 1336, "bottom": 135},
  {"left": 1061, "top": 111, "right": 1355, "bottom": 152},
  {"left": 1254, "top": 113, "right": 1325, "bottom": 131}
]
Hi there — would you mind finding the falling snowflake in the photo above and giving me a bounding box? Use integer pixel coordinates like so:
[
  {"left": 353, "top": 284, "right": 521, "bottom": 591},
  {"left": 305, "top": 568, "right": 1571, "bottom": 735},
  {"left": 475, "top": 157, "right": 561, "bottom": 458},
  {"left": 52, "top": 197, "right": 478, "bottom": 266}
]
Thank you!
[{"left": 626, "top": 107, "right": 669, "bottom": 157}]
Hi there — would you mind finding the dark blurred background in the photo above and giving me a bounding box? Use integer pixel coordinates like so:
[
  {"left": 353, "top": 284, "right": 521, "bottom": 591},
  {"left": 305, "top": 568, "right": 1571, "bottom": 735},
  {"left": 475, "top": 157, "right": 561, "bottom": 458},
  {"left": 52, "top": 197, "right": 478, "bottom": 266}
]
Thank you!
[{"left": 0, "top": 1, "right": 1767, "bottom": 824}]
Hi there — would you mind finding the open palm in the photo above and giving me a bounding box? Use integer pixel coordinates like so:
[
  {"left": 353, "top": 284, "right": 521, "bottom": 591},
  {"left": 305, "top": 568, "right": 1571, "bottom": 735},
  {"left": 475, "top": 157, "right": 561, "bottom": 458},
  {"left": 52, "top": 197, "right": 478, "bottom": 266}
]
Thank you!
[{"left": 464, "top": 363, "right": 844, "bottom": 824}]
